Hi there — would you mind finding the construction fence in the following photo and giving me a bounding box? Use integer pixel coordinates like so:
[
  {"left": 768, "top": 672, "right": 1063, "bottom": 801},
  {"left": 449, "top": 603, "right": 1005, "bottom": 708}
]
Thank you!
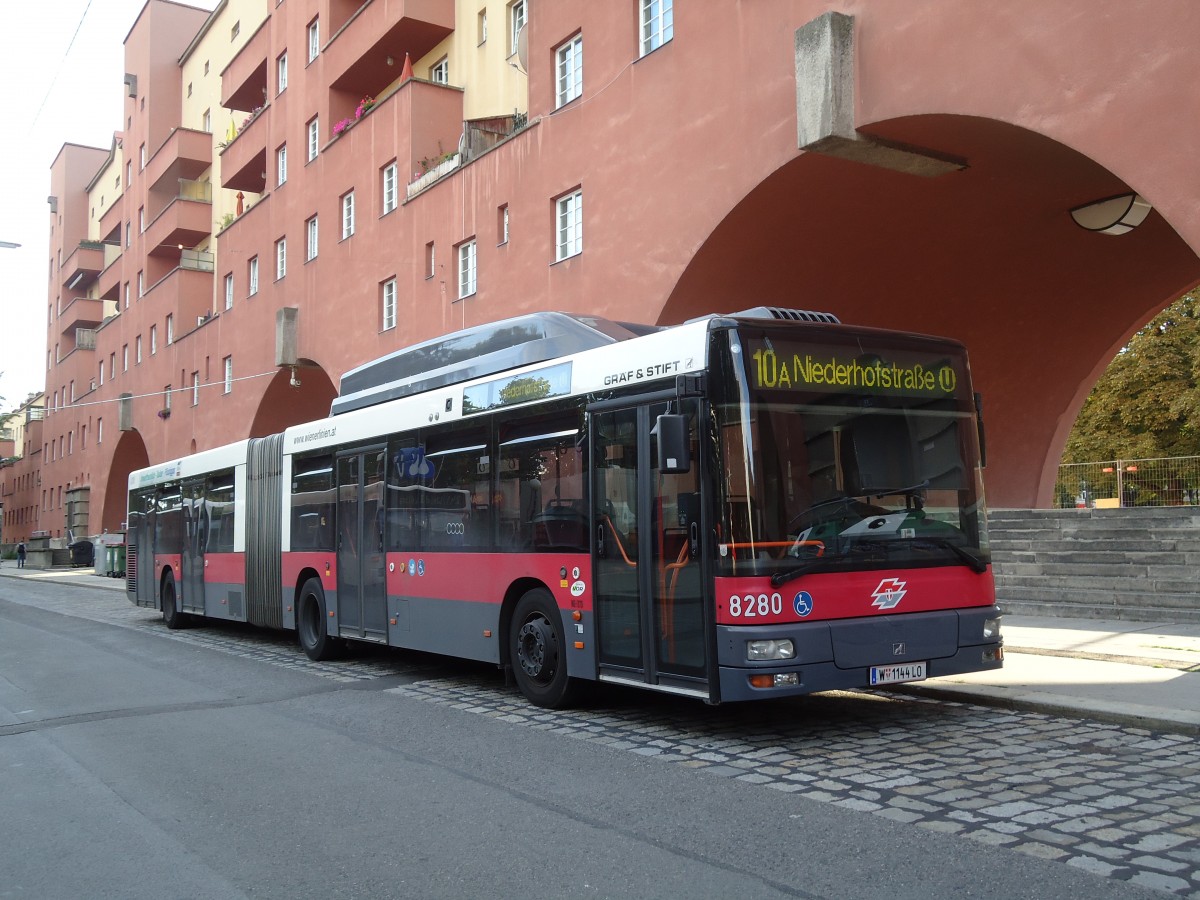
[{"left": 1055, "top": 456, "right": 1200, "bottom": 508}]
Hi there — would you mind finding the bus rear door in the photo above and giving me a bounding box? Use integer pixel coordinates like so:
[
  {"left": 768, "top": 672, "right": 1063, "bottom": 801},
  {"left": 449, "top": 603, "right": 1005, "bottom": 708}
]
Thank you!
[{"left": 335, "top": 447, "right": 388, "bottom": 643}]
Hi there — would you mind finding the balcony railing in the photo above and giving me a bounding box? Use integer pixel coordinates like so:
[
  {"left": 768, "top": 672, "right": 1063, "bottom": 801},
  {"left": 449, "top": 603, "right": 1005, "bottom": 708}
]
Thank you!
[{"left": 181, "top": 249, "right": 215, "bottom": 272}]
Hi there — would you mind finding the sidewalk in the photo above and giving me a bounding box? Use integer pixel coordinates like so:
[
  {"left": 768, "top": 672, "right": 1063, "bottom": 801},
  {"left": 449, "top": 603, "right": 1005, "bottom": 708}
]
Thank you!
[{"left": 2, "top": 565, "right": 1198, "bottom": 733}]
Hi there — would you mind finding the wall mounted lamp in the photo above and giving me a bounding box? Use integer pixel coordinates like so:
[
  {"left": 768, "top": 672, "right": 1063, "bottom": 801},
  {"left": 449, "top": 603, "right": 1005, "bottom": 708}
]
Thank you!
[{"left": 1070, "top": 193, "right": 1151, "bottom": 236}]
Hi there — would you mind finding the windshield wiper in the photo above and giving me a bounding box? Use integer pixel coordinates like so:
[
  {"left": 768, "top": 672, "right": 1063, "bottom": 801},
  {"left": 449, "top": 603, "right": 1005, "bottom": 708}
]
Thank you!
[
  {"left": 770, "top": 557, "right": 825, "bottom": 588},
  {"left": 912, "top": 537, "right": 988, "bottom": 573}
]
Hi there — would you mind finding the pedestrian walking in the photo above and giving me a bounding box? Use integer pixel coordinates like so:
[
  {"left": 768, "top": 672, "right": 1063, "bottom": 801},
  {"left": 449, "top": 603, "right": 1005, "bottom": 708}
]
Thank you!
[{"left": 16, "top": 541, "right": 26, "bottom": 569}]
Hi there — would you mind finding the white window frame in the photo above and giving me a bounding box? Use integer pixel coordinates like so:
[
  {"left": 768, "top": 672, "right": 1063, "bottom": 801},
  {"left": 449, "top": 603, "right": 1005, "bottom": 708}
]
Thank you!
[
  {"left": 430, "top": 57, "right": 449, "bottom": 84},
  {"left": 382, "top": 278, "right": 397, "bottom": 331},
  {"left": 276, "top": 237, "right": 287, "bottom": 279},
  {"left": 307, "top": 19, "right": 320, "bottom": 63},
  {"left": 556, "top": 189, "right": 583, "bottom": 261},
  {"left": 223, "top": 356, "right": 233, "bottom": 394},
  {"left": 342, "top": 192, "right": 355, "bottom": 239},
  {"left": 306, "top": 216, "right": 319, "bottom": 261},
  {"left": 458, "top": 239, "right": 477, "bottom": 299},
  {"left": 382, "top": 163, "right": 398, "bottom": 214},
  {"left": 277, "top": 144, "right": 287, "bottom": 186},
  {"left": 509, "top": 1, "right": 526, "bottom": 57},
  {"left": 277, "top": 51, "right": 288, "bottom": 93},
  {"left": 249, "top": 256, "right": 259, "bottom": 295},
  {"left": 640, "top": 0, "right": 674, "bottom": 56},
  {"left": 555, "top": 35, "right": 583, "bottom": 108},
  {"left": 164, "top": 386, "right": 172, "bottom": 412},
  {"left": 192, "top": 371, "right": 200, "bottom": 406},
  {"left": 307, "top": 118, "right": 319, "bottom": 162},
  {"left": 136, "top": 335, "right": 142, "bottom": 364},
  {"left": 224, "top": 273, "right": 234, "bottom": 309},
  {"left": 167, "top": 314, "right": 175, "bottom": 345},
  {"left": 150, "top": 324, "right": 157, "bottom": 355}
]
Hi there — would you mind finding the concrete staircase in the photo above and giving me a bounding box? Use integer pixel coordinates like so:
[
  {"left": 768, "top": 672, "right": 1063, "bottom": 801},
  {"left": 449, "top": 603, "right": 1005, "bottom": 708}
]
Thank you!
[{"left": 988, "top": 507, "right": 1200, "bottom": 623}]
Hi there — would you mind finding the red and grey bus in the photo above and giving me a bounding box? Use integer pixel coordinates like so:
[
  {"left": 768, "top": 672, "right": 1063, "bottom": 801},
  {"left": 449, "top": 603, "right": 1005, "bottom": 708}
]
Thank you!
[{"left": 126, "top": 308, "right": 1002, "bottom": 707}]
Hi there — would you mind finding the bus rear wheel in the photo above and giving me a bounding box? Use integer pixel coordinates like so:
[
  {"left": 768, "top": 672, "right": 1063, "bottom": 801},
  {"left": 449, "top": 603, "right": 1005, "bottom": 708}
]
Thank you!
[
  {"left": 161, "top": 578, "right": 188, "bottom": 630},
  {"left": 298, "top": 578, "right": 341, "bottom": 661},
  {"left": 510, "top": 588, "right": 578, "bottom": 709}
]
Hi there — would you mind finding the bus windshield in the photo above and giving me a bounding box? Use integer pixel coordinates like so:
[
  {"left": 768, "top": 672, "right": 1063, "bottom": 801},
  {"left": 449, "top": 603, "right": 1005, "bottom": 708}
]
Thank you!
[{"left": 713, "top": 328, "right": 989, "bottom": 581}]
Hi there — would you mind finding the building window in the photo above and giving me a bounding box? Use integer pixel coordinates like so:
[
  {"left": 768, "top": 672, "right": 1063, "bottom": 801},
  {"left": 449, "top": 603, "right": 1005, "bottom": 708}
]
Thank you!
[
  {"left": 164, "top": 386, "right": 172, "bottom": 412},
  {"left": 109, "top": 352, "right": 116, "bottom": 380},
  {"left": 425, "top": 241, "right": 436, "bottom": 278},
  {"left": 248, "top": 256, "right": 259, "bottom": 295},
  {"left": 277, "top": 51, "right": 288, "bottom": 93},
  {"left": 150, "top": 324, "right": 157, "bottom": 355},
  {"left": 430, "top": 57, "right": 449, "bottom": 84},
  {"left": 307, "top": 117, "right": 319, "bottom": 161},
  {"left": 223, "top": 356, "right": 233, "bottom": 394},
  {"left": 382, "top": 162, "right": 398, "bottom": 214},
  {"left": 640, "top": 0, "right": 673, "bottom": 56},
  {"left": 139, "top": 143, "right": 146, "bottom": 169},
  {"left": 98, "top": 361, "right": 104, "bottom": 387},
  {"left": 509, "top": 1, "right": 526, "bottom": 56},
  {"left": 458, "top": 239, "right": 477, "bottom": 299},
  {"left": 136, "top": 335, "right": 142, "bottom": 364},
  {"left": 277, "top": 144, "right": 287, "bottom": 185},
  {"left": 306, "top": 216, "right": 318, "bottom": 261},
  {"left": 556, "top": 189, "right": 583, "bottom": 260},
  {"left": 125, "top": 221, "right": 130, "bottom": 248},
  {"left": 167, "top": 314, "right": 174, "bottom": 344},
  {"left": 231, "top": 20, "right": 240, "bottom": 39},
  {"left": 138, "top": 271, "right": 145, "bottom": 298},
  {"left": 202, "top": 108, "right": 212, "bottom": 133},
  {"left": 555, "top": 35, "right": 583, "bottom": 108},
  {"left": 382, "top": 278, "right": 397, "bottom": 331},
  {"left": 224, "top": 273, "right": 234, "bottom": 309},
  {"left": 123, "top": 281, "right": 130, "bottom": 309},
  {"left": 123, "top": 345, "right": 129, "bottom": 372},
  {"left": 478, "top": 9, "right": 487, "bottom": 44},
  {"left": 276, "top": 238, "right": 287, "bottom": 279},
  {"left": 126, "top": 160, "right": 132, "bottom": 186},
  {"left": 307, "top": 18, "right": 320, "bottom": 62},
  {"left": 138, "top": 206, "right": 145, "bottom": 232},
  {"left": 342, "top": 191, "right": 355, "bottom": 239},
  {"left": 499, "top": 204, "right": 509, "bottom": 244},
  {"left": 192, "top": 372, "right": 200, "bottom": 406},
  {"left": 98, "top": 418, "right": 103, "bottom": 444}
]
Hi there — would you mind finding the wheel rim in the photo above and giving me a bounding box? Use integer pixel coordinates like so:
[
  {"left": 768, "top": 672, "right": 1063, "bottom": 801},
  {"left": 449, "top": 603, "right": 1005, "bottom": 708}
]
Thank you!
[{"left": 517, "top": 616, "right": 555, "bottom": 683}]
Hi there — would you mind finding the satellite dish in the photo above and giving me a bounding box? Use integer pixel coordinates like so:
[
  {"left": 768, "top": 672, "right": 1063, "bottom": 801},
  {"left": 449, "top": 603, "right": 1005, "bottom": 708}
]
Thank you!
[{"left": 515, "top": 24, "right": 528, "bottom": 72}]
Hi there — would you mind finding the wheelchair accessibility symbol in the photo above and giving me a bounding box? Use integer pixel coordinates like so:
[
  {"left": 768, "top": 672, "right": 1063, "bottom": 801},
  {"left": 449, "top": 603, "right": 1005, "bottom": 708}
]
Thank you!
[{"left": 794, "top": 591, "right": 814, "bottom": 618}]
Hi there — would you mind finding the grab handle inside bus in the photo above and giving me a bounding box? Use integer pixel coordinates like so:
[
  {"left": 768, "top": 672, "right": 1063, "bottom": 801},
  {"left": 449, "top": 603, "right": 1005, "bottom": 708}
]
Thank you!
[{"left": 653, "top": 414, "right": 691, "bottom": 474}]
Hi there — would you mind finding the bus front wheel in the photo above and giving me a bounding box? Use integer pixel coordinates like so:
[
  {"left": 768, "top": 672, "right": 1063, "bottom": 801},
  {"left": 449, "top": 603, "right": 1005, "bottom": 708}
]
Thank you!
[
  {"left": 510, "top": 588, "right": 578, "bottom": 709},
  {"left": 298, "top": 579, "right": 341, "bottom": 661}
]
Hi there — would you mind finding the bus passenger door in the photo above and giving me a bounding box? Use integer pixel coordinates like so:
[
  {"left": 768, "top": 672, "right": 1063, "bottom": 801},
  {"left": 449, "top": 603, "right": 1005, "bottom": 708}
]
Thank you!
[
  {"left": 180, "top": 480, "right": 205, "bottom": 614},
  {"left": 336, "top": 448, "right": 388, "bottom": 643},
  {"left": 591, "top": 399, "right": 708, "bottom": 697}
]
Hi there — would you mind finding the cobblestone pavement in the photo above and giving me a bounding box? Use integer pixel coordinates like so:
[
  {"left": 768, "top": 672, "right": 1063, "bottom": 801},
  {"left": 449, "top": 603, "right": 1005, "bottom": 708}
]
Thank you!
[{"left": 9, "top": 586, "right": 1200, "bottom": 897}]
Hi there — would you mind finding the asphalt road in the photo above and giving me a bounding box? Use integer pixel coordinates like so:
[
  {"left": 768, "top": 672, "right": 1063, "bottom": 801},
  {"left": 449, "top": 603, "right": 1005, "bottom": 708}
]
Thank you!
[{"left": 0, "top": 578, "right": 1190, "bottom": 899}]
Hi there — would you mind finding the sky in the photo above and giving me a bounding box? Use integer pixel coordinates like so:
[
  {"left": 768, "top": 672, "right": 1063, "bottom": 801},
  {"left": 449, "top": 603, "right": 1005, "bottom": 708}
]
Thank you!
[{"left": 0, "top": 0, "right": 218, "bottom": 411}]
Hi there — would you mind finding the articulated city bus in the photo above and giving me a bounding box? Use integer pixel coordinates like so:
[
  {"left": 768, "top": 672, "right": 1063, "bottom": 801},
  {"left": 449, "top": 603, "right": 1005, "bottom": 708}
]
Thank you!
[{"left": 126, "top": 308, "right": 1002, "bottom": 707}]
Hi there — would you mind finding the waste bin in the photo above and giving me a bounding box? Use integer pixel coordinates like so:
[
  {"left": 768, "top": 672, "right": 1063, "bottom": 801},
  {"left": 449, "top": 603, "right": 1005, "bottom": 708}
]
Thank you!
[
  {"left": 108, "top": 544, "right": 126, "bottom": 578},
  {"left": 95, "top": 540, "right": 111, "bottom": 576},
  {"left": 70, "top": 539, "right": 95, "bottom": 568}
]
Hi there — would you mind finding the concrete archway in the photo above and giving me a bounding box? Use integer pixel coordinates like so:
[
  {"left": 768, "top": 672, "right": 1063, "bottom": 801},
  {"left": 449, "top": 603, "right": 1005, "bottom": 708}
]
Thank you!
[
  {"left": 662, "top": 115, "right": 1200, "bottom": 507},
  {"left": 100, "top": 429, "right": 150, "bottom": 533},
  {"left": 247, "top": 362, "right": 338, "bottom": 439}
]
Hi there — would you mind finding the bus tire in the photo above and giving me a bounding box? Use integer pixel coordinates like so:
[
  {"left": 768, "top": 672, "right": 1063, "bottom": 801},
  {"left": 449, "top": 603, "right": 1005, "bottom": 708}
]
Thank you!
[
  {"left": 298, "top": 579, "right": 341, "bottom": 661},
  {"left": 510, "top": 588, "right": 578, "bottom": 709},
  {"left": 161, "top": 577, "right": 188, "bottom": 630}
]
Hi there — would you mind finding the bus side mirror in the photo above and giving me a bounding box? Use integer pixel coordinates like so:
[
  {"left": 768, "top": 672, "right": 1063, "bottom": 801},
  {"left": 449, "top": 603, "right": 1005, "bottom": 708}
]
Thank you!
[{"left": 653, "top": 414, "right": 691, "bottom": 474}]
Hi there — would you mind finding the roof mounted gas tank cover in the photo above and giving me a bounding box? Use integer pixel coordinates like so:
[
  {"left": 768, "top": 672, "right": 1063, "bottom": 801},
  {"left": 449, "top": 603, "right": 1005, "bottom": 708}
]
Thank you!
[
  {"left": 728, "top": 306, "right": 841, "bottom": 324},
  {"left": 331, "top": 312, "right": 648, "bottom": 416}
]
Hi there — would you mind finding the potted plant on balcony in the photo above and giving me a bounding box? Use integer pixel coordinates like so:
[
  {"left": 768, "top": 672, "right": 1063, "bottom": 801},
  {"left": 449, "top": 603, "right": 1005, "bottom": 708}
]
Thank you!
[{"left": 356, "top": 95, "right": 374, "bottom": 119}]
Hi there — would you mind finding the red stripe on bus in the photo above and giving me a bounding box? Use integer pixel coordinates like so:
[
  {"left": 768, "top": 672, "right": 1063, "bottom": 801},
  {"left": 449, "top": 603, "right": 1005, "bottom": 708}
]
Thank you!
[
  {"left": 202, "top": 552, "right": 245, "bottom": 584},
  {"left": 715, "top": 566, "right": 994, "bottom": 625},
  {"left": 385, "top": 552, "right": 593, "bottom": 610}
]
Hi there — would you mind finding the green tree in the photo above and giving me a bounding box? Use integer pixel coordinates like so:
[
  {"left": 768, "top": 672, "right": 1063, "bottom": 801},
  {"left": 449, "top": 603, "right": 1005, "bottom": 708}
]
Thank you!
[{"left": 1063, "top": 290, "right": 1200, "bottom": 462}]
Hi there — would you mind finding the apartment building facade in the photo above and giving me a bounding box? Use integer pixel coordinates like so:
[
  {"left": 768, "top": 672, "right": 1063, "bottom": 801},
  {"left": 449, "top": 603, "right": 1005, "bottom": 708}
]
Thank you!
[{"left": 27, "top": 0, "right": 1200, "bottom": 540}]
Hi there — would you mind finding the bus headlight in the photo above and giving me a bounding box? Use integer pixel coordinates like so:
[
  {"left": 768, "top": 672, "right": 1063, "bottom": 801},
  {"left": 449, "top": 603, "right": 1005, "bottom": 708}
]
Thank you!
[
  {"left": 983, "top": 617, "right": 1001, "bottom": 640},
  {"left": 747, "top": 639, "right": 796, "bottom": 661}
]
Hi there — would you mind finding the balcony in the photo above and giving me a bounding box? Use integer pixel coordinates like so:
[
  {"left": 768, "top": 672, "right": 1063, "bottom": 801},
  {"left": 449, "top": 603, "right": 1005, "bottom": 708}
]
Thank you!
[
  {"left": 220, "top": 105, "right": 267, "bottom": 194},
  {"left": 144, "top": 182, "right": 213, "bottom": 256},
  {"left": 144, "top": 264, "right": 213, "bottom": 329},
  {"left": 325, "top": 0, "right": 454, "bottom": 98},
  {"left": 221, "top": 17, "right": 270, "bottom": 112},
  {"left": 58, "top": 296, "right": 105, "bottom": 336},
  {"left": 61, "top": 240, "right": 104, "bottom": 290},
  {"left": 147, "top": 128, "right": 213, "bottom": 195},
  {"left": 96, "top": 242, "right": 122, "bottom": 301}
]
